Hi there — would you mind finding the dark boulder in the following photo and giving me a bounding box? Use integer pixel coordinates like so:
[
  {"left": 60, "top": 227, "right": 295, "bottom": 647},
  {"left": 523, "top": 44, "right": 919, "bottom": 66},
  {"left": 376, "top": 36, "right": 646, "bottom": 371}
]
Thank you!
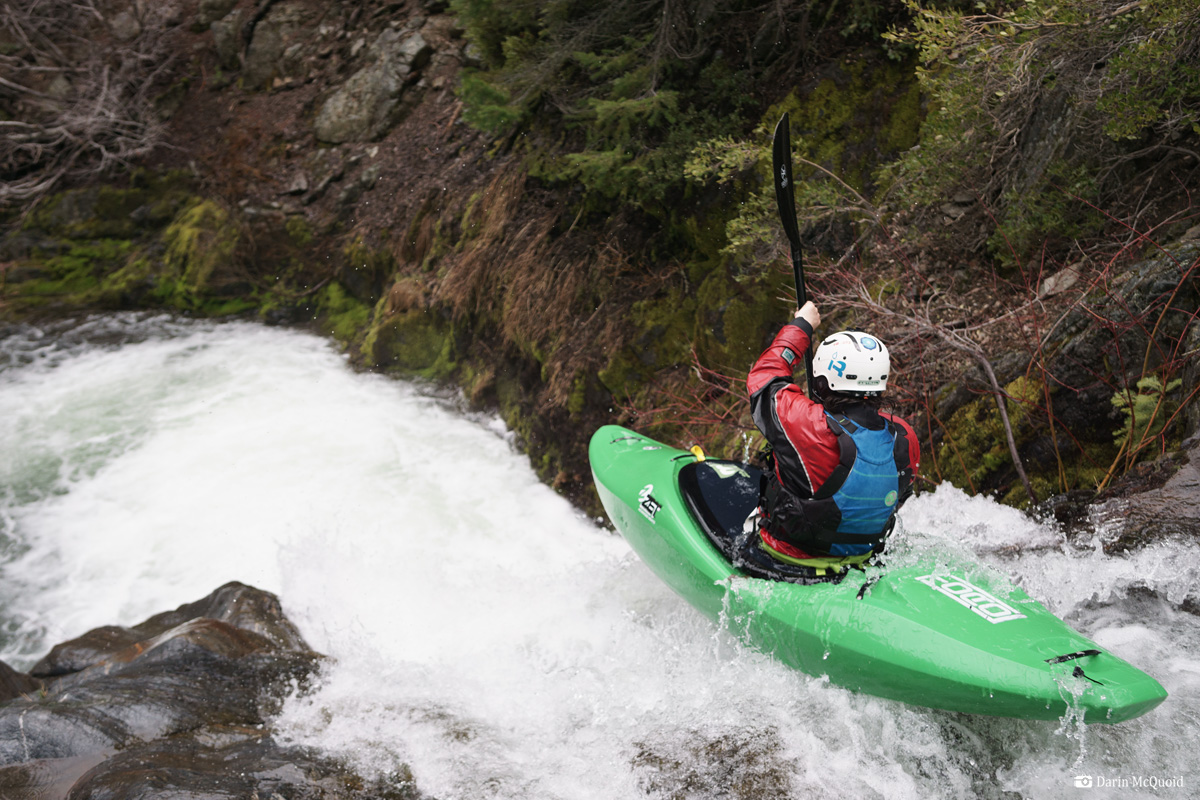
[
  {"left": 0, "top": 660, "right": 42, "bottom": 703},
  {"left": 0, "top": 582, "right": 420, "bottom": 799}
]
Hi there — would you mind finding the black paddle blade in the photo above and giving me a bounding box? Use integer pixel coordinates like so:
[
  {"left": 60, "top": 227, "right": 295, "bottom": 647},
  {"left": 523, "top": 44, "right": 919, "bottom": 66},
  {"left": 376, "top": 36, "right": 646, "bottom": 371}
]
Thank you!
[
  {"left": 772, "top": 113, "right": 802, "bottom": 248},
  {"left": 772, "top": 112, "right": 814, "bottom": 397},
  {"left": 772, "top": 113, "right": 807, "bottom": 307}
]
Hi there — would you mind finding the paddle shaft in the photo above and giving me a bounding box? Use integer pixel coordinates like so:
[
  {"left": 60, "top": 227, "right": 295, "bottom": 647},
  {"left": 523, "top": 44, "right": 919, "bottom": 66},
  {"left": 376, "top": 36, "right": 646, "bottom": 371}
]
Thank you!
[{"left": 771, "top": 113, "right": 815, "bottom": 396}]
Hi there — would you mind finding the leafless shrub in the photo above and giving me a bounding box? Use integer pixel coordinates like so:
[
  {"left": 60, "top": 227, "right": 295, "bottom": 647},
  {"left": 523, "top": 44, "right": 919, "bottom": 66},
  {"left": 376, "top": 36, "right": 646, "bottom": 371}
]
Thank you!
[{"left": 0, "top": 0, "right": 176, "bottom": 209}]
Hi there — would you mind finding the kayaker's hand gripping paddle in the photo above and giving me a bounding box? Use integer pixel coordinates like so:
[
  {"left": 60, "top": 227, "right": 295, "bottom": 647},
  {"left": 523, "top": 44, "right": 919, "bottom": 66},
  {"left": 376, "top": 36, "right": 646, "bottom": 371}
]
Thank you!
[{"left": 772, "top": 113, "right": 815, "bottom": 398}]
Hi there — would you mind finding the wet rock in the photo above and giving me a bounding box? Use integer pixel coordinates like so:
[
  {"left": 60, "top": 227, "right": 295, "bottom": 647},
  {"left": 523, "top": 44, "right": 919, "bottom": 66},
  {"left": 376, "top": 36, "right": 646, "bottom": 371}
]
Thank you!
[
  {"left": 109, "top": 11, "right": 142, "bottom": 41},
  {"left": 337, "top": 181, "right": 364, "bottom": 206},
  {"left": 1092, "top": 442, "right": 1200, "bottom": 550},
  {"left": 243, "top": 2, "right": 314, "bottom": 90},
  {"left": 0, "top": 582, "right": 408, "bottom": 798},
  {"left": 29, "top": 625, "right": 144, "bottom": 678},
  {"left": 46, "top": 74, "right": 72, "bottom": 101},
  {"left": 38, "top": 186, "right": 101, "bottom": 233},
  {"left": 2, "top": 585, "right": 314, "bottom": 764},
  {"left": 0, "top": 230, "right": 58, "bottom": 262},
  {"left": 302, "top": 147, "right": 346, "bottom": 203},
  {"left": 1048, "top": 243, "right": 1200, "bottom": 393},
  {"left": 1185, "top": 320, "right": 1200, "bottom": 435},
  {"left": 68, "top": 736, "right": 423, "bottom": 799},
  {"left": 940, "top": 192, "right": 976, "bottom": 223},
  {"left": 461, "top": 41, "right": 484, "bottom": 68},
  {"left": 196, "top": 0, "right": 238, "bottom": 29},
  {"left": 314, "top": 29, "right": 433, "bottom": 143},
  {"left": 284, "top": 171, "right": 310, "bottom": 195},
  {"left": 359, "top": 162, "right": 382, "bottom": 190},
  {"left": 211, "top": 9, "right": 244, "bottom": 71},
  {"left": 0, "top": 660, "right": 41, "bottom": 703}
]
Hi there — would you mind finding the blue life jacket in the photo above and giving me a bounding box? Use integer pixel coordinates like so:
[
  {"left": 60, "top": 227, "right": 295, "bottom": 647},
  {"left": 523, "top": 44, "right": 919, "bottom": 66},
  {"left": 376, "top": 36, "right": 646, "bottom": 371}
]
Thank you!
[
  {"left": 822, "top": 414, "right": 903, "bottom": 554},
  {"left": 763, "top": 411, "right": 913, "bottom": 557}
]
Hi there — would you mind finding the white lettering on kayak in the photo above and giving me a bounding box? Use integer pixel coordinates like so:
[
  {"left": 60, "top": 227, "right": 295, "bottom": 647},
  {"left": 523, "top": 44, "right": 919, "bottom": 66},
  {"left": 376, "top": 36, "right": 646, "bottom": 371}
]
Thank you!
[
  {"left": 915, "top": 574, "right": 1027, "bottom": 624},
  {"left": 638, "top": 483, "right": 661, "bottom": 524}
]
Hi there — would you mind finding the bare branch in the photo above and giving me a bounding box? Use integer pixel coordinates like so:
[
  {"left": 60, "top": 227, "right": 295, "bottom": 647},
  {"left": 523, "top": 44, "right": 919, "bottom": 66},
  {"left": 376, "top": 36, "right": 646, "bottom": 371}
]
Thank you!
[
  {"left": 0, "top": 0, "right": 174, "bottom": 208},
  {"left": 834, "top": 271, "right": 1041, "bottom": 504}
]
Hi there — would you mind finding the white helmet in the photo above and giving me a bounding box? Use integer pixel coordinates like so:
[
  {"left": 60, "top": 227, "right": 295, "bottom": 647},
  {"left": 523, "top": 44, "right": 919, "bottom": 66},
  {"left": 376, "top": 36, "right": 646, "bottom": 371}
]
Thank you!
[{"left": 813, "top": 331, "right": 890, "bottom": 395}]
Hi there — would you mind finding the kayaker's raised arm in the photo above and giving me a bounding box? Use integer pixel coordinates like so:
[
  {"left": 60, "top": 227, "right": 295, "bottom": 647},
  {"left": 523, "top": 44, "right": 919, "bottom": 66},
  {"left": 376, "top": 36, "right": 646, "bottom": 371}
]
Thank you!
[{"left": 746, "top": 301, "right": 819, "bottom": 399}]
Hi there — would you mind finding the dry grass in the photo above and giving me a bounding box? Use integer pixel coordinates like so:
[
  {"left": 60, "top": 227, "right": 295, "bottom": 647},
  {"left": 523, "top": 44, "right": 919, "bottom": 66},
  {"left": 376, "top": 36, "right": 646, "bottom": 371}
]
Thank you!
[{"left": 434, "top": 164, "right": 631, "bottom": 407}]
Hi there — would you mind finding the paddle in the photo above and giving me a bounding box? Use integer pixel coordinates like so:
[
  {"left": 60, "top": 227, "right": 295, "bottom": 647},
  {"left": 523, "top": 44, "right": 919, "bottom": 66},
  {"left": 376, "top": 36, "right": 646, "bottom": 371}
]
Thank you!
[{"left": 771, "top": 112, "right": 815, "bottom": 397}]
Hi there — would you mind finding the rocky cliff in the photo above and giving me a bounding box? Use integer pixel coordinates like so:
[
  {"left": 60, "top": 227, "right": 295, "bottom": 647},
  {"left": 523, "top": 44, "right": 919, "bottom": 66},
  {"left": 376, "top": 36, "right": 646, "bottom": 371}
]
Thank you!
[{"left": 2, "top": 1, "right": 1198, "bottom": 528}]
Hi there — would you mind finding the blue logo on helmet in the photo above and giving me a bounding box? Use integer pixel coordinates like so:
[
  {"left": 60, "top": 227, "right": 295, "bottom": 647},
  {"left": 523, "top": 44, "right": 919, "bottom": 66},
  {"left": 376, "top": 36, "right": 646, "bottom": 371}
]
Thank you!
[
  {"left": 828, "top": 358, "right": 847, "bottom": 377},
  {"left": 861, "top": 336, "right": 879, "bottom": 350}
]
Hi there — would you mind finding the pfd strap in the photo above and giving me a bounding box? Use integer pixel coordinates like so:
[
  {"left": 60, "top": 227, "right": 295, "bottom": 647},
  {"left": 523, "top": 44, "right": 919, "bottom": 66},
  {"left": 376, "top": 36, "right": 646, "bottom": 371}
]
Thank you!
[
  {"left": 891, "top": 422, "right": 913, "bottom": 500},
  {"left": 814, "top": 414, "right": 857, "bottom": 500}
]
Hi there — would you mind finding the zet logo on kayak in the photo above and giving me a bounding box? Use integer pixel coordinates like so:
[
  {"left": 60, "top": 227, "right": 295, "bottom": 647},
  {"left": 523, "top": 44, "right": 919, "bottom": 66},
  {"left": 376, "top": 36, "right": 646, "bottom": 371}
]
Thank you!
[
  {"left": 638, "top": 483, "right": 662, "bottom": 523},
  {"left": 915, "top": 574, "right": 1027, "bottom": 624}
]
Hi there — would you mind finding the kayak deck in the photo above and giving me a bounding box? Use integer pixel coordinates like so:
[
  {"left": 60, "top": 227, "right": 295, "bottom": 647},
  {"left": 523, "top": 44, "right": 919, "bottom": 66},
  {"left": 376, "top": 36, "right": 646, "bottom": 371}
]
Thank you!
[{"left": 589, "top": 425, "right": 1167, "bottom": 723}]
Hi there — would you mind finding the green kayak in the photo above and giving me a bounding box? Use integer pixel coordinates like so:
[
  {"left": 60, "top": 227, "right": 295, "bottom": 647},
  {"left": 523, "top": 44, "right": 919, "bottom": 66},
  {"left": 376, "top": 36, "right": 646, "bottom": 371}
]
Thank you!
[{"left": 589, "top": 424, "right": 1167, "bottom": 723}]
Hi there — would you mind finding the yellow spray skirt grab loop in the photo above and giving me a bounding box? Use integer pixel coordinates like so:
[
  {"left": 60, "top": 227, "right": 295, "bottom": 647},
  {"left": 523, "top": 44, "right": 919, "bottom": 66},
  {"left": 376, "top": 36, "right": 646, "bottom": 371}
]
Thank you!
[
  {"left": 759, "top": 541, "right": 874, "bottom": 576},
  {"left": 689, "top": 445, "right": 706, "bottom": 462}
]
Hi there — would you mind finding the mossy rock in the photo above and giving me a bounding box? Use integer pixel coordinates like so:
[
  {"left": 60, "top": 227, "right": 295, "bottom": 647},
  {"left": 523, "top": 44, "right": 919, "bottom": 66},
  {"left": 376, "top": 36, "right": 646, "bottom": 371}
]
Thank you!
[
  {"left": 312, "top": 282, "right": 372, "bottom": 348},
  {"left": 693, "top": 269, "right": 778, "bottom": 373},
  {"left": 597, "top": 284, "right": 696, "bottom": 398},
  {"left": 25, "top": 172, "right": 193, "bottom": 240},
  {"left": 22, "top": 240, "right": 135, "bottom": 299},
  {"left": 767, "top": 53, "right": 922, "bottom": 196},
  {"left": 158, "top": 199, "right": 243, "bottom": 307},
  {"left": 341, "top": 239, "right": 395, "bottom": 305},
  {"left": 362, "top": 306, "right": 456, "bottom": 378}
]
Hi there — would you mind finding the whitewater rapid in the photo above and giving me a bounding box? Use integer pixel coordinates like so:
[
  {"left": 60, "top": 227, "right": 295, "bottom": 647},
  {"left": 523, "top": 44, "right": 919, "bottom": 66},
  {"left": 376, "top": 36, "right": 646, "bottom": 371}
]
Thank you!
[{"left": 1, "top": 314, "right": 1196, "bottom": 799}]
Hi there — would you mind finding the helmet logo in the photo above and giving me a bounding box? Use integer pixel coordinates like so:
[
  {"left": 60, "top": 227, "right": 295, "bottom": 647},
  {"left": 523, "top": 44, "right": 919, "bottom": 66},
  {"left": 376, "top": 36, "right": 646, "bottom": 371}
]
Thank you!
[
  {"left": 861, "top": 336, "right": 879, "bottom": 350},
  {"left": 828, "top": 358, "right": 847, "bottom": 377}
]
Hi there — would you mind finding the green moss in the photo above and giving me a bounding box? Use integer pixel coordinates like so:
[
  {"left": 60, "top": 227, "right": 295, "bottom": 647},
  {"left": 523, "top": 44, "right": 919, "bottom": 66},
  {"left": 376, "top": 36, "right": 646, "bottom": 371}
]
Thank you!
[
  {"left": 94, "top": 254, "right": 158, "bottom": 307},
  {"left": 0, "top": 173, "right": 223, "bottom": 316},
  {"left": 31, "top": 240, "right": 134, "bottom": 296},
  {"left": 457, "top": 191, "right": 487, "bottom": 244},
  {"left": 567, "top": 371, "right": 588, "bottom": 419},
  {"left": 694, "top": 270, "right": 779, "bottom": 371},
  {"left": 286, "top": 216, "right": 314, "bottom": 247},
  {"left": 597, "top": 284, "right": 696, "bottom": 399},
  {"left": 876, "top": 76, "right": 923, "bottom": 155},
  {"left": 362, "top": 306, "right": 458, "bottom": 379},
  {"left": 938, "top": 408, "right": 1003, "bottom": 491},
  {"left": 314, "top": 282, "right": 371, "bottom": 347},
  {"left": 341, "top": 238, "right": 396, "bottom": 305},
  {"left": 25, "top": 171, "right": 192, "bottom": 240},
  {"left": 161, "top": 199, "right": 240, "bottom": 304},
  {"left": 934, "top": 373, "right": 1126, "bottom": 507},
  {"left": 937, "top": 375, "right": 1041, "bottom": 493},
  {"left": 767, "top": 56, "right": 921, "bottom": 195}
]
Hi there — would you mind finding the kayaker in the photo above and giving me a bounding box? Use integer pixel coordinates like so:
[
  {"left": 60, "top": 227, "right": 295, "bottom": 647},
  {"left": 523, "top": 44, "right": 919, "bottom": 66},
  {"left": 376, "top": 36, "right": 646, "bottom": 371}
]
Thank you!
[{"left": 747, "top": 301, "right": 921, "bottom": 569}]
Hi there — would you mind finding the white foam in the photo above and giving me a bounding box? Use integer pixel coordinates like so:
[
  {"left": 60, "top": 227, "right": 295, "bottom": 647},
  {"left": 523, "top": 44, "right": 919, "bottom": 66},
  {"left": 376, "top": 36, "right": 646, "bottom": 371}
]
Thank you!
[{"left": 2, "top": 315, "right": 1197, "bottom": 800}]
